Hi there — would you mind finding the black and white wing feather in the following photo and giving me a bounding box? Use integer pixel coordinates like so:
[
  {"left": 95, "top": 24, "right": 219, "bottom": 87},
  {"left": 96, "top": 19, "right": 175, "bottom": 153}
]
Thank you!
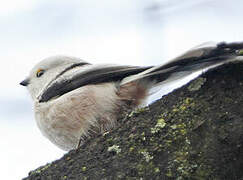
[{"left": 39, "top": 64, "right": 152, "bottom": 102}]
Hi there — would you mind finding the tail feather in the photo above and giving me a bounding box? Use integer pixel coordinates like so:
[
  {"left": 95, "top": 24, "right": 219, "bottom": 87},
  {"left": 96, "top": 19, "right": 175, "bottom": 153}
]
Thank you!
[{"left": 121, "top": 41, "right": 243, "bottom": 87}]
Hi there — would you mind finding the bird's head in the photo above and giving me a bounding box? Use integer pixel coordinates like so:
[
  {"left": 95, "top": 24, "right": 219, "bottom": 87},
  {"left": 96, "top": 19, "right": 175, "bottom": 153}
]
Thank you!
[{"left": 20, "top": 56, "right": 89, "bottom": 101}]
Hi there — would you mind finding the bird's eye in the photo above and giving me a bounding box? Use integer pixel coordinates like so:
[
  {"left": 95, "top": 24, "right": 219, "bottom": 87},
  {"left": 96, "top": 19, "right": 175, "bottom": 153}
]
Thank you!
[{"left": 36, "top": 69, "right": 45, "bottom": 78}]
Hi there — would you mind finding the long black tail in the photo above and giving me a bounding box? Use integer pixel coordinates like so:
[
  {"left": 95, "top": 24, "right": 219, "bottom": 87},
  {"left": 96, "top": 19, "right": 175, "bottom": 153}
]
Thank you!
[{"left": 121, "top": 41, "right": 243, "bottom": 87}]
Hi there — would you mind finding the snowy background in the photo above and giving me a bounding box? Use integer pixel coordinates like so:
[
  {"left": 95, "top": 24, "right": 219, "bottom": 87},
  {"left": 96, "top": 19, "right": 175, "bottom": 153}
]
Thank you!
[{"left": 1, "top": 0, "right": 243, "bottom": 179}]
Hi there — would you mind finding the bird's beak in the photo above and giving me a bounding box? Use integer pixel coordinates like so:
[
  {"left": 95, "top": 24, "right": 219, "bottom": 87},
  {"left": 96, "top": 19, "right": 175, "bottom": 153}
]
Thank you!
[{"left": 20, "top": 78, "right": 29, "bottom": 86}]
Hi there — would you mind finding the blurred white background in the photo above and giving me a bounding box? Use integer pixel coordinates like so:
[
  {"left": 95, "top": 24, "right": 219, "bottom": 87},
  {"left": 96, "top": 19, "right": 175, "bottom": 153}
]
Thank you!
[{"left": 1, "top": 0, "right": 243, "bottom": 179}]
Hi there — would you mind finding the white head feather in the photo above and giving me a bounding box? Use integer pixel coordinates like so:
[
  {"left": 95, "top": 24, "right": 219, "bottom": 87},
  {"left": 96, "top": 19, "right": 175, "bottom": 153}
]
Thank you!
[{"left": 23, "top": 56, "right": 88, "bottom": 100}]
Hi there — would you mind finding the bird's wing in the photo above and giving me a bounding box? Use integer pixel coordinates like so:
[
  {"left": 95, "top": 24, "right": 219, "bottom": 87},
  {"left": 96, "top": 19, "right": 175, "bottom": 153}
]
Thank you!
[{"left": 38, "top": 64, "right": 152, "bottom": 102}]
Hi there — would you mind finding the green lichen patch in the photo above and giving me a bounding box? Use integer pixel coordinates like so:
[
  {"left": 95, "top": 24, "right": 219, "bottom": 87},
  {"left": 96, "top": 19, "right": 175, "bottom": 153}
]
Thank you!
[
  {"left": 28, "top": 163, "right": 51, "bottom": 176},
  {"left": 188, "top": 77, "right": 207, "bottom": 91},
  {"left": 128, "top": 107, "right": 149, "bottom": 117},
  {"left": 139, "top": 149, "right": 154, "bottom": 162},
  {"left": 151, "top": 118, "right": 166, "bottom": 134},
  {"left": 81, "top": 166, "right": 87, "bottom": 172},
  {"left": 108, "top": 145, "right": 121, "bottom": 154}
]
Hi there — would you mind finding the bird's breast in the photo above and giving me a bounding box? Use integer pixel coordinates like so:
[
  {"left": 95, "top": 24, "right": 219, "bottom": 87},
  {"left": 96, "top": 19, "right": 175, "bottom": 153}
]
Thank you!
[{"left": 34, "top": 83, "right": 122, "bottom": 151}]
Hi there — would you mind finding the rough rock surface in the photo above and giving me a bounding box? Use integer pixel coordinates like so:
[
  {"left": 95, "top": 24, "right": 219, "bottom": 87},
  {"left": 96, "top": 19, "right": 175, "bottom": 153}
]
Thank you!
[{"left": 24, "top": 63, "right": 243, "bottom": 180}]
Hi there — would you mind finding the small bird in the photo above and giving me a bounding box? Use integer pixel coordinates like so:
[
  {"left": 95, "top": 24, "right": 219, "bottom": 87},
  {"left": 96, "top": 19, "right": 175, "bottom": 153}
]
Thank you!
[{"left": 20, "top": 42, "right": 243, "bottom": 151}]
